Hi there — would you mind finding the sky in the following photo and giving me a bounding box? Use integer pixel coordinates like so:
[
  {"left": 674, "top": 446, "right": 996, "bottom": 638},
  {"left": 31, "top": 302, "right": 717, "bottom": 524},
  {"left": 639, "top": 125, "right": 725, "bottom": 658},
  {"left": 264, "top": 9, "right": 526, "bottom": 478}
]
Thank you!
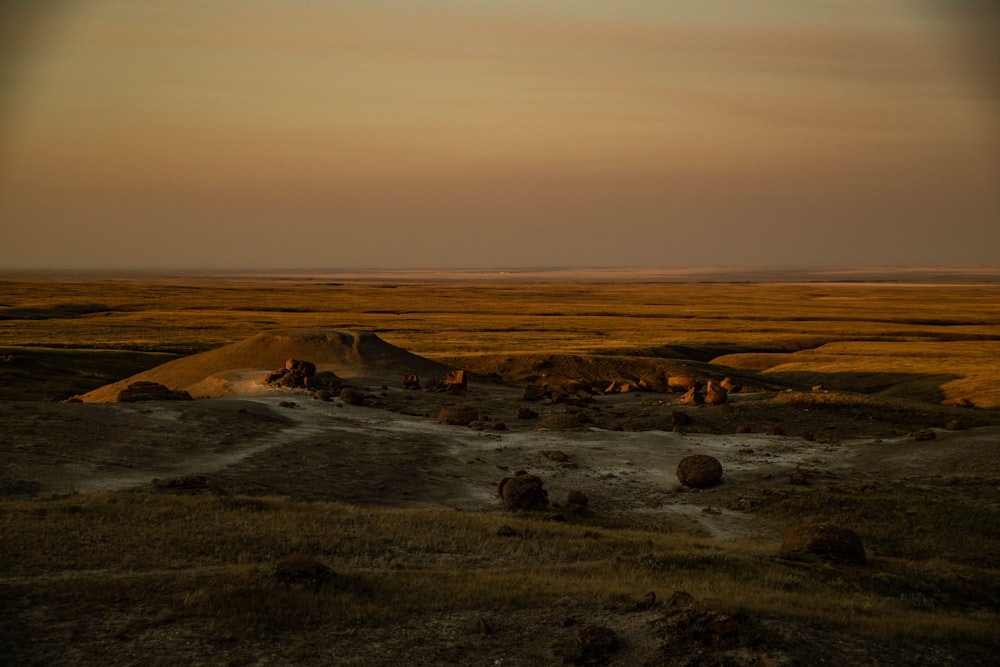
[{"left": 0, "top": 0, "right": 998, "bottom": 270}]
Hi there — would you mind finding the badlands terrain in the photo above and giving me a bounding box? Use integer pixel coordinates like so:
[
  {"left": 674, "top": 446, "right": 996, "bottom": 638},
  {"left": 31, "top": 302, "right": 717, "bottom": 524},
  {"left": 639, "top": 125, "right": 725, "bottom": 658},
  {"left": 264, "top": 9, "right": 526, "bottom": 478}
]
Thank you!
[{"left": 1, "top": 269, "right": 999, "bottom": 665}]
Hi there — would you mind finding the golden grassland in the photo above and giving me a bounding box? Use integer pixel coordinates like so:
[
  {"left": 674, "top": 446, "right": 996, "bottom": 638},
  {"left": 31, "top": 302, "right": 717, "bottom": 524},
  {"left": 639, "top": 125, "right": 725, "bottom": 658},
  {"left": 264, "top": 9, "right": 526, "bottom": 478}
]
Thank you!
[{"left": 3, "top": 275, "right": 1000, "bottom": 406}]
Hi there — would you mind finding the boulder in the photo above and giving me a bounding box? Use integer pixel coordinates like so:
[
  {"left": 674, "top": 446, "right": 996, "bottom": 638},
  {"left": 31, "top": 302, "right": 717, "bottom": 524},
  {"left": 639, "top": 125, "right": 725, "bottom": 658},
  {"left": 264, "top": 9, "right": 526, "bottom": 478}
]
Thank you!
[
  {"left": 720, "top": 377, "right": 742, "bottom": 393},
  {"left": 676, "top": 454, "right": 723, "bottom": 488},
  {"left": 339, "top": 387, "right": 368, "bottom": 405},
  {"left": 117, "top": 381, "right": 192, "bottom": 402},
  {"left": 445, "top": 369, "right": 468, "bottom": 391},
  {"left": 499, "top": 472, "right": 549, "bottom": 510},
  {"left": 403, "top": 373, "right": 421, "bottom": 390},
  {"left": 668, "top": 376, "right": 699, "bottom": 392},
  {"left": 912, "top": 428, "right": 936, "bottom": 441},
  {"left": 671, "top": 411, "right": 691, "bottom": 426},
  {"left": 704, "top": 380, "right": 728, "bottom": 405},
  {"left": 438, "top": 405, "right": 480, "bottom": 426},
  {"left": 678, "top": 386, "right": 704, "bottom": 406},
  {"left": 284, "top": 358, "right": 317, "bottom": 376},
  {"left": 567, "top": 490, "right": 589, "bottom": 506},
  {"left": 780, "top": 523, "right": 867, "bottom": 563}
]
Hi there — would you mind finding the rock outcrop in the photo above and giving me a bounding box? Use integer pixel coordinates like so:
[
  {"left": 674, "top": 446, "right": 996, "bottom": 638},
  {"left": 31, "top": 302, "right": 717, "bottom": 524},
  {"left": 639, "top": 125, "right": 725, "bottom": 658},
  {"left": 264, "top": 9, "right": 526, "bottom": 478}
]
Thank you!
[{"left": 780, "top": 523, "right": 867, "bottom": 563}]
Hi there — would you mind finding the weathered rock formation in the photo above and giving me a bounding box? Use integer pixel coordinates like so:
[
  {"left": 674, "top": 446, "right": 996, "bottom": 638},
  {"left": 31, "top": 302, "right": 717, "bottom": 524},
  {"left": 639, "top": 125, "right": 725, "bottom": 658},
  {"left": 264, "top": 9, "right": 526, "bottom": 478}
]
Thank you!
[
  {"left": 117, "top": 381, "right": 193, "bottom": 402},
  {"left": 497, "top": 471, "right": 549, "bottom": 510},
  {"left": 704, "top": 380, "right": 728, "bottom": 405},
  {"left": 780, "top": 523, "right": 867, "bottom": 563},
  {"left": 676, "top": 454, "right": 723, "bottom": 488},
  {"left": 438, "top": 405, "right": 480, "bottom": 426},
  {"left": 679, "top": 386, "right": 705, "bottom": 406}
]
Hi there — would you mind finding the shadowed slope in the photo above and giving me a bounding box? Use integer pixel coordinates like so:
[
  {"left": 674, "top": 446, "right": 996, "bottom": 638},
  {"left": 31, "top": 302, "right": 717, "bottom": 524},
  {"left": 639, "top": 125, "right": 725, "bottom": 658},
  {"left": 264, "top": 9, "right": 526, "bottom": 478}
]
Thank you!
[{"left": 80, "top": 330, "right": 449, "bottom": 402}]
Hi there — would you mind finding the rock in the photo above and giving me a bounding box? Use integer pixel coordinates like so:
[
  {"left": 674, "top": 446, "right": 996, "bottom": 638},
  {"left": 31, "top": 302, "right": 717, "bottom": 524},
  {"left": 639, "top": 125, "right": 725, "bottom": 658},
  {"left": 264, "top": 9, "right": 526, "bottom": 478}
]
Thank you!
[
  {"left": 764, "top": 424, "right": 785, "bottom": 436},
  {"left": 314, "top": 389, "right": 333, "bottom": 402},
  {"left": 499, "top": 472, "right": 549, "bottom": 510},
  {"left": 720, "top": 377, "right": 742, "bottom": 393},
  {"left": 912, "top": 428, "right": 936, "bottom": 441},
  {"left": 945, "top": 419, "right": 965, "bottom": 431},
  {"left": 273, "top": 554, "right": 335, "bottom": 588},
  {"left": 523, "top": 384, "right": 546, "bottom": 402},
  {"left": 152, "top": 475, "right": 212, "bottom": 493},
  {"left": 438, "top": 405, "right": 480, "bottom": 426},
  {"left": 676, "top": 454, "right": 723, "bottom": 488},
  {"left": 735, "top": 424, "right": 752, "bottom": 433},
  {"left": 284, "top": 358, "right": 317, "bottom": 376},
  {"left": 780, "top": 523, "right": 867, "bottom": 563},
  {"left": 567, "top": 490, "right": 589, "bottom": 506},
  {"left": 535, "top": 412, "right": 583, "bottom": 430},
  {"left": 117, "top": 381, "right": 192, "bottom": 402},
  {"left": 569, "top": 624, "right": 619, "bottom": 665},
  {"left": 668, "top": 376, "right": 699, "bottom": 392},
  {"left": 704, "top": 380, "right": 728, "bottom": 405},
  {"left": 540, "top": 450, "right": 570, "bottom": 463},
  {"left": 339, "top": 387, "right": 367, "bottom": 406},
  {"left": 445, "top": 369, "right": 467, "bottom": 392},
  {"left": 496, "top": 524, "right": 519, "bottom": 537},
  {"left": 670, "top": 411, "right": 691, "bottom": 426},
  {"left": 517, "top": 407, "right": 539, "bottom": 419},
  {"left": 678, "top": 386, "right": 704, "bottom": 406},
  {"left": 403, "top": 373, "right": 421, "bottom": 390}
]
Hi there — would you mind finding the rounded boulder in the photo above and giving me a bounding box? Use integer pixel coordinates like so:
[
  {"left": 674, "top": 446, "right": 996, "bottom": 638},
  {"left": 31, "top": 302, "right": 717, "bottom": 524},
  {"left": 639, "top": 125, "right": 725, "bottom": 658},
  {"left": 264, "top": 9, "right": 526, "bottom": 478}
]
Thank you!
[{"left": 676, "top": 454, "right": 723, "bottom": 489}]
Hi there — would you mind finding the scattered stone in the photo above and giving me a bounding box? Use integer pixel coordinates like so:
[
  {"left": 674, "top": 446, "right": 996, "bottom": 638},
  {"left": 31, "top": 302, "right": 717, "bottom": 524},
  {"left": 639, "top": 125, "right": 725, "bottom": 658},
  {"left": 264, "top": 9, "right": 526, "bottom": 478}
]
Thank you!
[
  {"left": 720, "top": 377, "right": 742, "bottom": 393},
  {"left": 670, "top": 411, "right": 691, "bottom": 426},
  {"left": 517, "top": 407, "right": 539, "bottom": 419},
  {"left": 912, "top": 428, "right": 936, "bottom": 441},
  {"left": 535, "top": 412, "right": 583, "bottom": 430},
  {"left": 314, "top": 389, "right": 333, "bottom": 402},
  {"left": 667, "top": 376, "right": 699, "bottom": 392},
  {"left": 945, "top": 419, "right": 965, "bottom": 431},
  {"left": 764, "top": 424, "right": 785, "bottom": 436},
  {"left": 655, "top": 591, "right": 740, "bottom": 648},
  {"left": 607, "top": 591, "right": 656, "bottom": 612},
  {"left": 403, "top": 373, "right": 421, "bottom": 390},
  {"left": 567, "top": 624, "right": 619, "bottom": 665},
  {"left": 445, "top": 369, "right": 468, "bottom": 392},
  {"left": 117, "top": 381, "right": 192, "bottom": 402},
  {"left": 499, "top": 472, "right": 549, "bottom": 510},
  {"left": 541, "top": 450, "right": 570, "bottom": 463},
  {"left": 678, "top": 386, "right": 704, "bottom": 406},
  {"left": 812, "top": 384, "right": 826, "bottom": 392},
  {"left": 279, "top": 400, "right": 297, "bottom": 408},
  {"left": 704, "top": 380, "right": 728, "bottom": 405},
  {"left": 567, "top": 490, "right": 589, "bottom": 507},
  {"left": 339, "top": 387, "right": 367, "bottom": 406},
  {"left": 780, "top": 523, "right": 867, "bottom": 563},
  {"left": 262, "top": 359, "right": 337, "bottom": 391},
  {"left": 523, "top": 384, "right": 545, "bottom": 402},
  {"left": 152, "top": 475, "right": 212, "bottom": 494},
  {"left": 273, "top": 554, "right": 335, "bottom": 588},
  {"left": 676, "top": 454, "right": 723, "bottom": 489},
  {"left": 735, "top": 423, "right": 752, "bottom": 434},
  {"left": 438, "top": 405, "right": 480, "bottom": 426},
  {"left": 483, "top": 421, "right": 508, "bottom": 431}
]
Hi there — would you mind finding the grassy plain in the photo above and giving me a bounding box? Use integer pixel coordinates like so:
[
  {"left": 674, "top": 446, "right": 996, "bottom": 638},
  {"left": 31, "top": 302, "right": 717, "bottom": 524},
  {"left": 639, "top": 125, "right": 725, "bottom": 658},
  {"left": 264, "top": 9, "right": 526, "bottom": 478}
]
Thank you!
[
  {"left": 3, "top": 272, "right": 1000, "bottom": 406},
  {"left": 2, "top": 271, "right": 1000, "bottom": 664}
]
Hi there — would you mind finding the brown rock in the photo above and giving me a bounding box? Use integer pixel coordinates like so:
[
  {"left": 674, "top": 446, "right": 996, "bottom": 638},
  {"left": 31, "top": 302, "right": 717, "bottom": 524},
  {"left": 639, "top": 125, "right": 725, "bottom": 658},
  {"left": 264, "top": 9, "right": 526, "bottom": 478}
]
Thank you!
[
  {"left": 678, "top": 386, "right": 704, "bottom": 406},
  {"left": 535, "top": 412, "right": 583, "bottom": 430},
  {"left": 445, "top": 369, "right": 468, "bottom": 391},
  {"left": 567, "top": 490, "right": 589, "bottom": 506},
  {"left": 945, "top": 419, "right": 965, "bottom": 431},
  {"left": 284, "top": 358, "right": 316, "bottom": 377},
  {"left": 704, "top": 380, "right": 728, "bottom": 405},
  {"left": 912, "top": 428, "right": 936, "bottom": 441},
  {"left": 720, "top": 377, "right": 742, "bottom": 393},
  {"left": 671, "top": 411, "right": 691, "bottom": 426},
  {"left": 117, "top": 381, "right": 192, "bottom": 402},
  {"left": 438, "top": 405, "right": 480, "bottom": 426},
  {"left": 540, "top": 450, "right": 569, "bottom": 463},
  {"left": 339, "top": 387, "right": 367, "bottom": 406},
  {"left": 403, "top": 373, "right": 421, "bottom": 390},
  {"left": 273, "top": 554, "right": 334, "bottom": 588},
  {"left": 676, "top": 454, "right": 723, "bottom": 488},
  {"left": 517, "top": 407, "right": 538, "bottom": 419},
  {"left": 500, "top": 473, "right": 549, "bottom": 510},
  {"left": 668, "top": 376, "right": 699, "bottom": 392},
  {"left": 780, "top": 523, "right": 866, "bottom": 563},
  {"left": 522, "top": 384, "right": 545, "bottom": 402},
  {"left": 571, "top": 624, "right": 619, "bottom": 664}
]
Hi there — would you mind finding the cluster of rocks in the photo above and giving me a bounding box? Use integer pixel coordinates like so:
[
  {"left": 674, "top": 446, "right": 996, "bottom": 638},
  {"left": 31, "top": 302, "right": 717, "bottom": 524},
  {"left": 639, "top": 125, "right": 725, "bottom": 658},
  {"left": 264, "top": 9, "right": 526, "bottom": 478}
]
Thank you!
[
  {"left": 117, "top": 381, "right": 192, "bottom": 402},
  {"left": 403, "top": 370, "right": 467, "bottom": 393},
  {"left": 262, "top": 359, "right": 341, "bottom": 391},
  {"left": 520, "top": 374, "right": 743, "bottom": 408}
]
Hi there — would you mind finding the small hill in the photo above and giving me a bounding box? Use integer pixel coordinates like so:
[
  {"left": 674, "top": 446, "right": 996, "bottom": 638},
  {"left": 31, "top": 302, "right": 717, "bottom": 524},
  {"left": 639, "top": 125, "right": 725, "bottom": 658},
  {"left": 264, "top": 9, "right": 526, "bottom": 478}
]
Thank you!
[{"left": 80, "top": 330, "right": 449, "bottom": 402}]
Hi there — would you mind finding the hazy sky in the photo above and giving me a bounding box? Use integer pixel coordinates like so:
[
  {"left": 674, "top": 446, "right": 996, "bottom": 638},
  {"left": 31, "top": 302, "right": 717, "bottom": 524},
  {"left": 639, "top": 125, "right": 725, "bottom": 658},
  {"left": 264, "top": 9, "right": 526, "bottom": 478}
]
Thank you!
[{"left": 1, "top": 0, "right": 998, "bottom": 270}]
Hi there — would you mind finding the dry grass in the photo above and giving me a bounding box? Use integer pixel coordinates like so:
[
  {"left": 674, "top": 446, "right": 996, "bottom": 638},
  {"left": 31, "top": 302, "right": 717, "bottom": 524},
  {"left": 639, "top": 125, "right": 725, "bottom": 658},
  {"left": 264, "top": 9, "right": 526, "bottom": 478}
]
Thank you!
[
  {"left": 1, "top": 492, "right": 997, "bottom": 652},
  {"left": 3, "top": 276, "right": 1000, "bottom": 406}
]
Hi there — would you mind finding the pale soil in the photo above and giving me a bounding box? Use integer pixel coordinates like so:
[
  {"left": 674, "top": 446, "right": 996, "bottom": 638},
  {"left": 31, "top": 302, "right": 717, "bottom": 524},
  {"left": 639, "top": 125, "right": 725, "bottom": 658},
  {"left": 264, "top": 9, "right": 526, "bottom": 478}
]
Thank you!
[{"left": 3, "top": 372, "right": 997, "bottom": 541}]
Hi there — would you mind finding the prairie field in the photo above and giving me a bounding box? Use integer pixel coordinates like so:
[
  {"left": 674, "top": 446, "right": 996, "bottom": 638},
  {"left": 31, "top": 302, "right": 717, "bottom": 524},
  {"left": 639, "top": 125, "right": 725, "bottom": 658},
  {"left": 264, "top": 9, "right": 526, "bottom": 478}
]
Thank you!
[{"left": 2, "top": 270, "right": 999, "bottom": 665}]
